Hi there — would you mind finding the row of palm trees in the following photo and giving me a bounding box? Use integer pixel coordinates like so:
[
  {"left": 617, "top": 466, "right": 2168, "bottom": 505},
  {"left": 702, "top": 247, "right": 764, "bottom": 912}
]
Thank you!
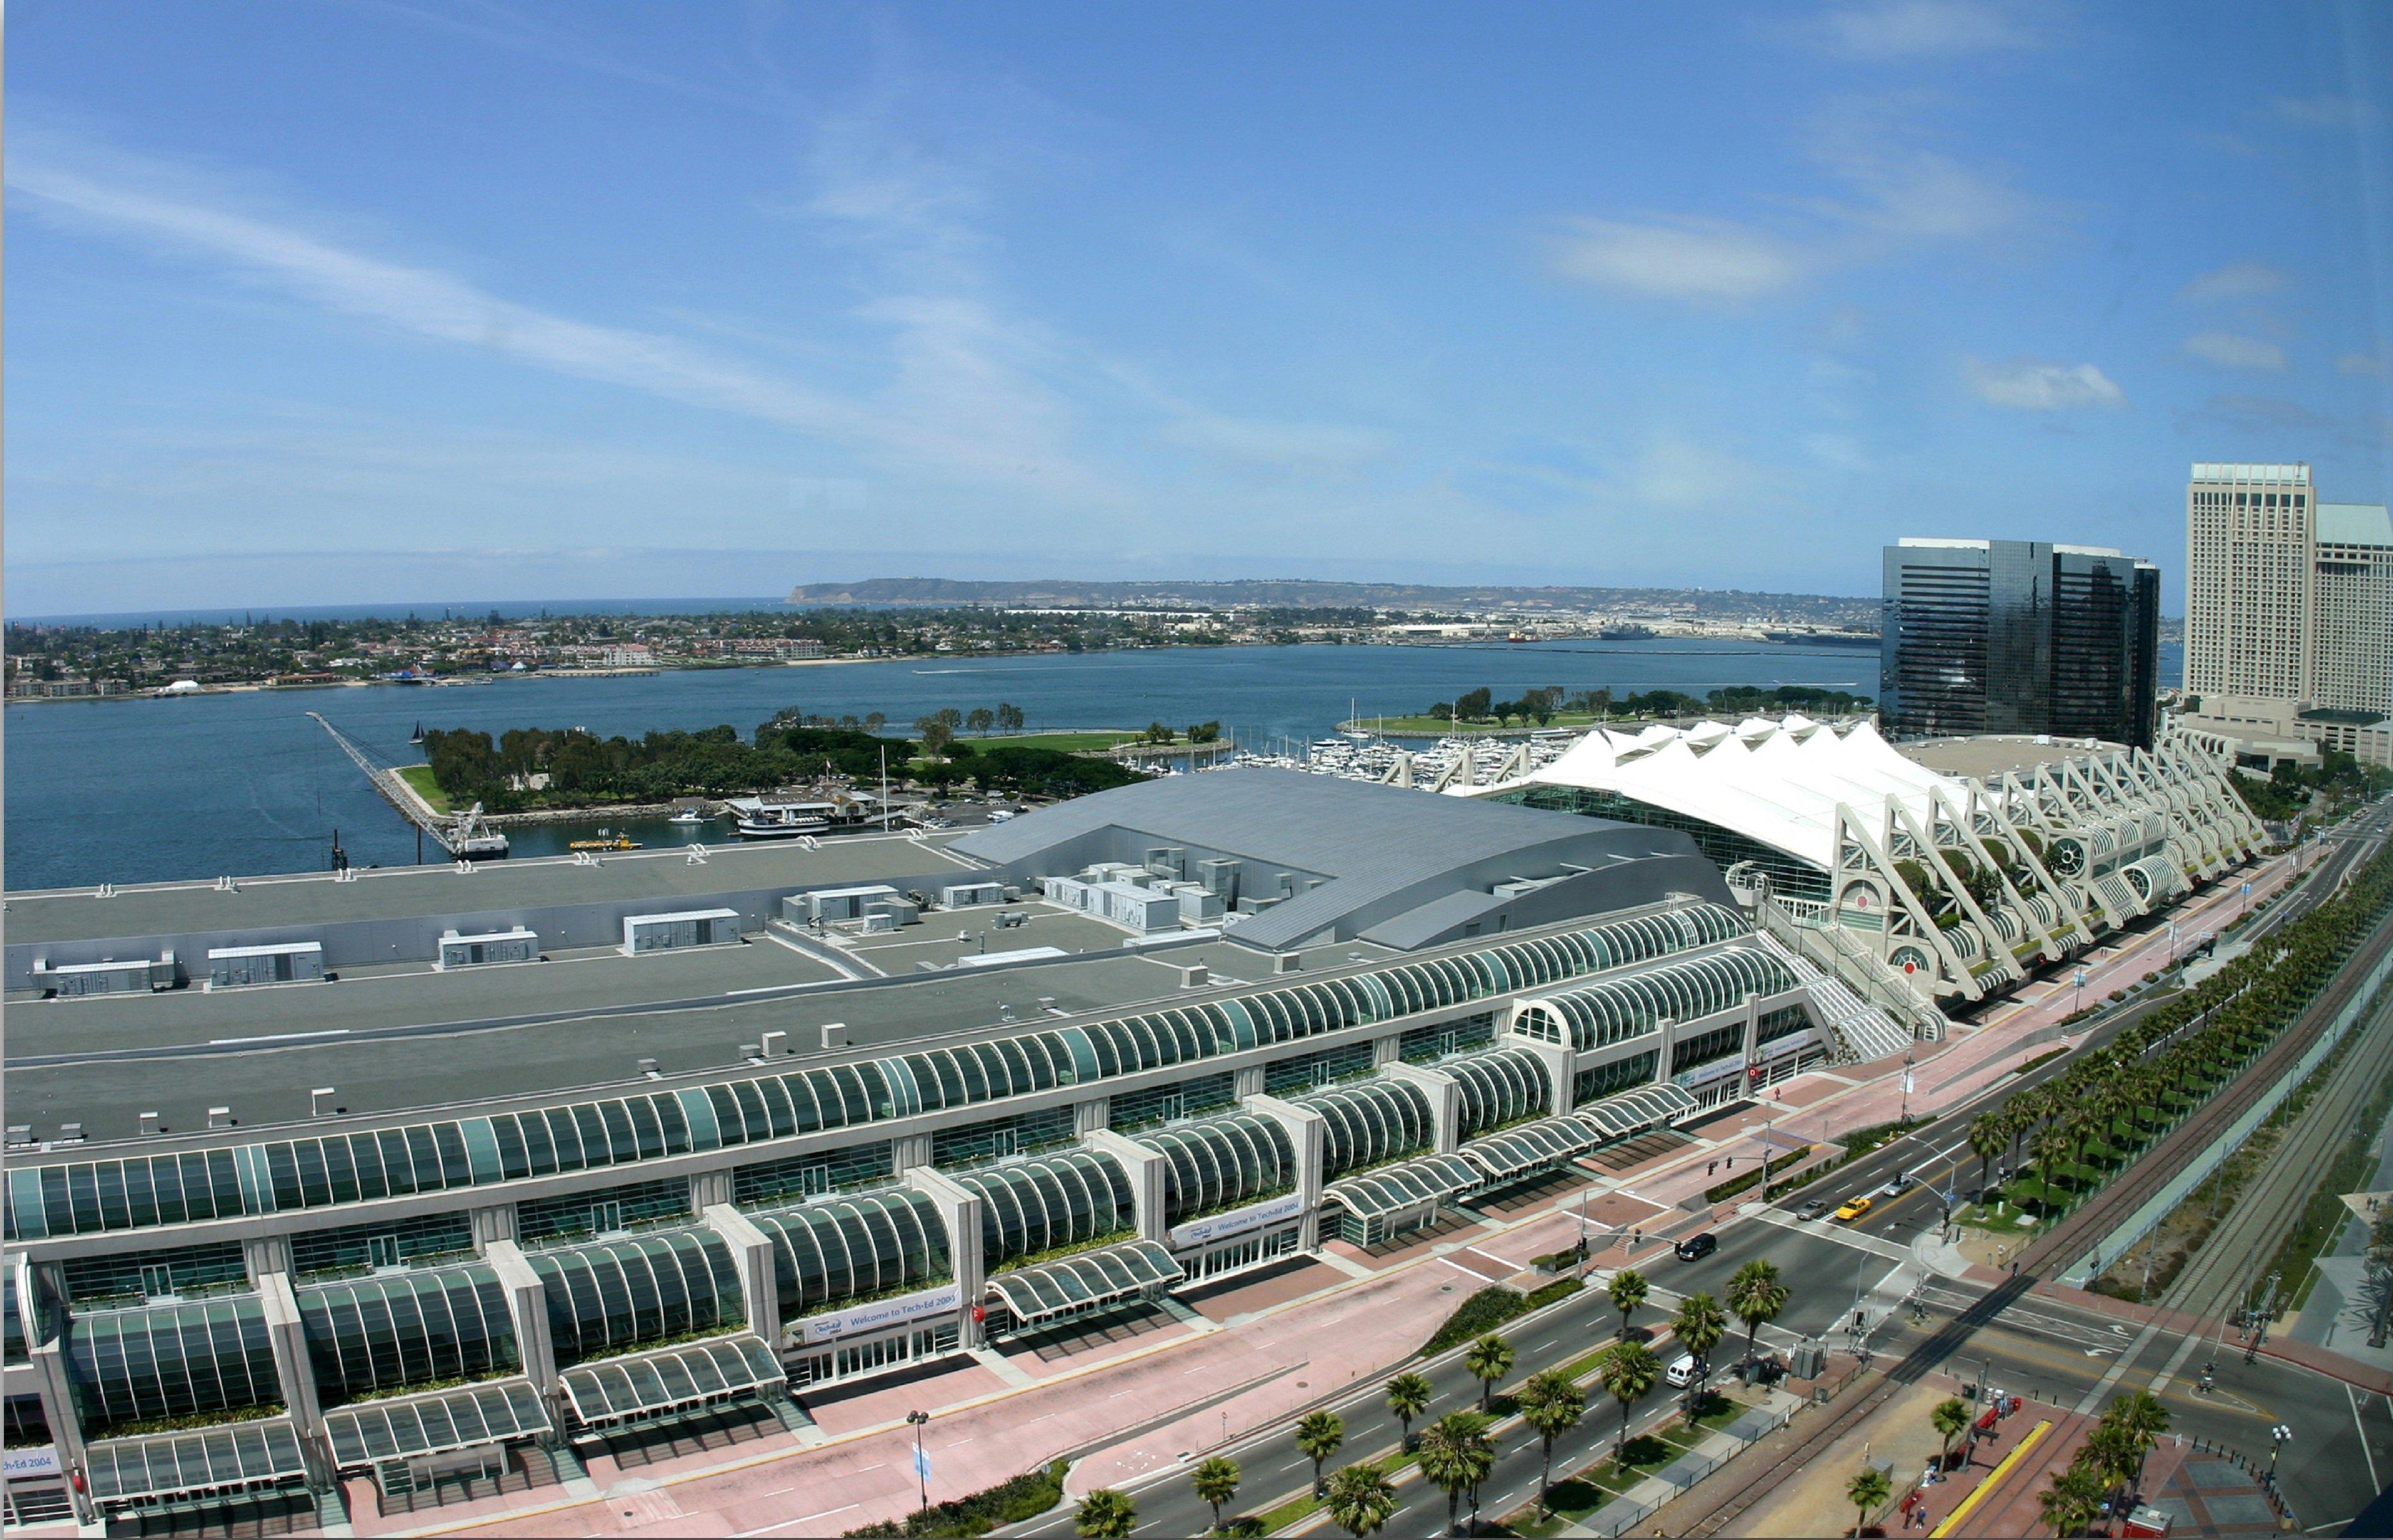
[
  {"left": 1075, "top": 1258, "right": 1800, "bottom": 1537},
  {"left": 1967, "top": 842, "right": 2393, "bottom": 1219}
]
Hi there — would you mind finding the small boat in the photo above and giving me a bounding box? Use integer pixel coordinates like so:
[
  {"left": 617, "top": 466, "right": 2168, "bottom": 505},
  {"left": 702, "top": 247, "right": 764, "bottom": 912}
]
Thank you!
[
  {"left": 668, "top": 809, "right": 708, "bottom": 825},
  {"left": 409, "top": 721, "right": 425, "bottom": 745},
  {"left": 568, "top": 830, "right": 643, "bottom": 852}
]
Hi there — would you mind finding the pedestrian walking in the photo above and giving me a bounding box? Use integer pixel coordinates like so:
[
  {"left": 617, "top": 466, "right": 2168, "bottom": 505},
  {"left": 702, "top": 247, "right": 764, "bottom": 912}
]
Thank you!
[{"left": 1708, "top": 1159, "right": 1717, "bottom": 1176}]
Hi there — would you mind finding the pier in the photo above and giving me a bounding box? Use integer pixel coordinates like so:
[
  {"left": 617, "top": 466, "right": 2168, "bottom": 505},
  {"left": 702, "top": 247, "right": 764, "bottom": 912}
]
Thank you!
[{"left": 308, "top": 711, "right": 509, "bottom": 860}]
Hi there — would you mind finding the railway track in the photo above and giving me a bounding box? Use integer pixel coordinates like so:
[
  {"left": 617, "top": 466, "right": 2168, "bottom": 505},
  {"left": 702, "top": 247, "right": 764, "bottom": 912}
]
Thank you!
[{"left": 2017, "top": 852, "right": 2393, "bottom": 1279}]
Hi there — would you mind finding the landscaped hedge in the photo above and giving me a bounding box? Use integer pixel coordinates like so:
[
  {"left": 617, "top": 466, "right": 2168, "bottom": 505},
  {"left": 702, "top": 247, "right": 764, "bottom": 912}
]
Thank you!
[
  {"left": 843, "top": 1460, "right": 1068, "bottom": 1538},
  {"left": 1704, "top": 1144, "right": 1813, "bottom": 1204},
  {"left": 1418, "top": 1278, "right": 1583, "bottom": 1359}
]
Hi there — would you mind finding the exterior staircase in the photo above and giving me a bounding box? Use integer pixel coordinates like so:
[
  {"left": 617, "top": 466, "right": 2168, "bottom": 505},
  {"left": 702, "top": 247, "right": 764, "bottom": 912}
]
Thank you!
[{"left": 1754, "top": 929, "right": 1924, "bottom": 1064}]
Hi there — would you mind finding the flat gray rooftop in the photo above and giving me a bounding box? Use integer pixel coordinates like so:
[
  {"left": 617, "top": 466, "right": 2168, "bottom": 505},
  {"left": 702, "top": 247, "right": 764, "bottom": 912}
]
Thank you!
[
  {"left": 4, "top": 831, "right": 979, "bottom": 947},
  {"left": 1899, "top": 734, "right": 2128, "bottom": 780}
]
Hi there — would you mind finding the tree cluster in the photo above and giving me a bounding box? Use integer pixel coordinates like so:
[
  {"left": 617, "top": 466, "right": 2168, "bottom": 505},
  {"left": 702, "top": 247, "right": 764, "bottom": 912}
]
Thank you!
[
  {"left": 1421, "top": 683, "right": 1871, "bottom": 726},
  {"left": 423, "top": 719, "right": 915, "bottom": 809}
]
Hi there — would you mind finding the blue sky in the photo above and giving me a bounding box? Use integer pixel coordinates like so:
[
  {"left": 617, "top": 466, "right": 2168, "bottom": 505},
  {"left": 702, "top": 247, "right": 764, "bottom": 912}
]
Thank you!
[{"left": 8, "top": 1, "right": 2392, "bottom": 614}]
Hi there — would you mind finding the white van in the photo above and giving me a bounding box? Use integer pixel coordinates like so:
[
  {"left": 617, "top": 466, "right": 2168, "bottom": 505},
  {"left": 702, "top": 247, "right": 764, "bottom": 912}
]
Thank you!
[{"left": 1665, "top": 1353, "right": 1703, "bottom": 1388}]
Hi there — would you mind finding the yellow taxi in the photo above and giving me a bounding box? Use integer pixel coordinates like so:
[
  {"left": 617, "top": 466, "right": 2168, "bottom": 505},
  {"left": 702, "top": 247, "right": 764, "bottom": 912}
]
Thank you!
[{"left": 1833, "top": 1195, "right": 1874, "bottom": 1222}]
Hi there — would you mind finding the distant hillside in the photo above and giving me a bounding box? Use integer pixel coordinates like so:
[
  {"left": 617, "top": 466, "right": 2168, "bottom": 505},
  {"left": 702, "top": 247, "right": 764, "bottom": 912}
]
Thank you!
[{"left": 788, "top": 576, "right": 1875, "bottom": 621}]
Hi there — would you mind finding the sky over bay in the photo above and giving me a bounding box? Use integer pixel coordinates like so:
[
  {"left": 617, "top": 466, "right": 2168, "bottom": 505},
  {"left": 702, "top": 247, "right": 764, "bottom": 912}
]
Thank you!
[{"left": 7, "top": 0, "right": 2393, "bottom": 612}]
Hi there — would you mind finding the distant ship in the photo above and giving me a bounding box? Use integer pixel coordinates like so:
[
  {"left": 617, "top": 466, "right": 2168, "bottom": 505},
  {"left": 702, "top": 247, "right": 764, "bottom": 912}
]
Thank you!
[
  {"left": 1598, "top": 624, "right": 1656, "bottom": 641},
  {"left": 1766, "top": 629, "right": 1880, "bottom": 648},
  {"left": 1505, "top": 629, "right": 1534, "bottom": 644}
]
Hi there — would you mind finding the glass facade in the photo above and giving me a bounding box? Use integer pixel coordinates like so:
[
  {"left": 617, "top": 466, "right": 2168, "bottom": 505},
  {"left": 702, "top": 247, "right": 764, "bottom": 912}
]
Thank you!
[
  {"left": 64, "top": 1296, "right": 282, "bottom": 1433},
  {"left": 952, "top": 1149, "right": 1137, "bottom": 1267},
  {"left": 518, "top": 1176, "right": 692, "bottom": 1245},
  {"left": 1446, "top": 1048, "right": 1552, "bottom": 1138},
  {"left": 289, "top": 1210, "right": 476, "bottom": 1280},
  {"left": 296, "top": 1264, "right": 518, "bottom": 1404},
  {"left": 1398, "top": 1014, "right": 1496, "bottom": 1063},
  {"left": 1302, "top": 1078, "right": 1434, "bottom": 1177},
  {"left": 930, "top": 1106, "right": 1077, "bottom": 1167},
  {"left": 731, "top": 1142, "right": 894, "bottom": 1207},
  {"left": 1512, "top": 949, "right": 1796, "bottom": 1053},
  {"left": 1263, "top": 1040, "right": 1377, "bottom": 1097},
  {"left": 1135, "top": 1113, "right": 1296, "bottom": 1226},
  {"left": 62, "top": 1242, "right": 249, "bottom": 1305},
  {"left": 1574, "top": 1052, "right": 1658, "bottom": 1106},
  {"left": 1106, "top": 1073, "right": 1236, "bottom": 1132},
  {"left": 1881, "top": 539, "right": 2158, "bottom": 748},
  {"left": 525, "top": 1230, "right": 745, "bottom": 1366},
  {"left": 749, "top": 1189, "right": 951, "bottom": 1321}
]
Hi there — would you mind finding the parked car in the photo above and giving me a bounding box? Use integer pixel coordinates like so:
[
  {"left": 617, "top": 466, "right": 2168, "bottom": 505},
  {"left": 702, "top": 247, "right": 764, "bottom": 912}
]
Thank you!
[
  {"left": 1665, "top": 1353, "right": 1704, "bottom": 1388},
  {"left": 1796, "top": 1197, "right": 1832, "bottom": 1221},
  {"left": 1675, "top": 1232, "right": 1717, "bottom": 1261},
  {"left": 1834, "top": 1195, "right": 1874, "bottom": 1222}
]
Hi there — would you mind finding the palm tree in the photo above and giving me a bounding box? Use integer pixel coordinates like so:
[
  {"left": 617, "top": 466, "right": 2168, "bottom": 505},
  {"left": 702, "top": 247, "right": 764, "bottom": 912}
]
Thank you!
[
  {"left": 2028, "top": 1124, "right": 2073, "bottom": 1212},
  {"left": 1416, "top": 1411, "right": 1495, "bottom": 1538},
  {"left": 1295, "top": 1410, "right": 1344, "bottom": 1496},
  {"left": 1192, "top": 1456, "right": 1239, "bottom": 1534},
  {"left": 1598, "top": 1340, "right": 1661, "bottom": 1461},
  {"left": 2104, "top": 1390, "right": 2170, "bottom": 1495},
  {"left": 2037, "top": 1465, "right": 2104, "bottom": 1537},
  {"left": 1608, "top": 1267, "right": 1650, "bottom": 1339},
  {"left": 1846, "top": 1465, "right": 1891, "bottom": 1538},
  {"left": 1464, "top": 1333, "right": 1515, "bottom": 1412},
  {"left": 1386, "top": 1371, "right": 1433, "bottom": 1452},
  {"left": 1670, "top": 1292, "right": 1727, "bottom": 1412},
  {"left": 1075, "top": 1488, "right": 1137, "bottom": 1539},
  {"left": 1969, "top": 1111, "right": 2008, "bottom": 1194},
  {"left": 1931, "top": 1396, "right": 1972, "bottom": 1473},
  {"left": 1324, "top": 1463, "right": 1399, "bottom": 1540},
  {"left": 1727, "top": 1258, "right": 1790, "bottom": 1381},
  {"left": 1517, "top": 1369, "right": 1586, "bottom": 1509}
]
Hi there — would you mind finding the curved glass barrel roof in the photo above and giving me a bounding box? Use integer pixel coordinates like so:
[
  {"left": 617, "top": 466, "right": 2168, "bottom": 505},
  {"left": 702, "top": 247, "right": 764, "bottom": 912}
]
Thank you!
[
  {"left": 1512, "top": 949, "right": 1797, "bottom": 1053},
  {"left": 748, "top": 1189, "right": 950, "bottom": 1322},
  {"left": 82, "top": 1419, "right": 307, "bottom": 1508},
  {"left": 952, "top": 1149, "right": 1137, "bottom": 1267},
  {"left": 64, "top": 1295, "right": 282, "bottom": 1434},
  {"left": 323, "top": 1380, "right": 550, "bottom": 1472},
  {"left": 526, "top": 1229, "right": 744, "bottom": 1367},
  {"left": 1446, "top": 1047, "right": 1552, "bottom": 1139},
  {"left": 1301, "top": 1078, "right": 1434, "bottom": 1178},
  {"left": 1575, "top": 1083, "right": 1698, "bottom": 1138},
  {"left": 1321, "top": 1154, "right": 1481, "bottom": 1220},
  {"left": 1134, "top": 1113, "right": 1296, "bottom": 1228},
  {"left": 558, "top": 1334, "right": 784, "bottom": 1428},
  {"left": 297, "top": 1262, "right": 518, "bottom": 1405},
  {"left": 4, "top": 905, "right": 1741, "bottom": 1242},
  {"left": 4, "top": 1275, "right": 24, "bottom": 1366},
  {"left": 1459, "top": 1115, "right": 1597, "bottom": 1184},
  {"left": 987, "top": 1239, "right": 1183, "bottom": 1327}
]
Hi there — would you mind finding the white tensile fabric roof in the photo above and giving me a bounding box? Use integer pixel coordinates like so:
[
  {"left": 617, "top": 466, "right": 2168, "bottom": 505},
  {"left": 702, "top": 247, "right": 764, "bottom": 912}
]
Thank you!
[{"left": 1473, "top": 716, "right": 1966, "bottom": 872}]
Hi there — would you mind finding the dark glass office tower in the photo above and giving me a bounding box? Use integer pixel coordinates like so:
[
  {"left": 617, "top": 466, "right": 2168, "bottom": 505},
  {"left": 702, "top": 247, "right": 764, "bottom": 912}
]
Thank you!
[{"left": 1881, "top": 539, "right": 2159, "bottom": 748}]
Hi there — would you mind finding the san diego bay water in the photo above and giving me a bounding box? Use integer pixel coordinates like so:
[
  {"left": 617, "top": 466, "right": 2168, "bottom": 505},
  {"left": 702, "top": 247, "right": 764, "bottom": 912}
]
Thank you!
[{"left": 7, "top": 637, "right": 2171, "bottom": 891}]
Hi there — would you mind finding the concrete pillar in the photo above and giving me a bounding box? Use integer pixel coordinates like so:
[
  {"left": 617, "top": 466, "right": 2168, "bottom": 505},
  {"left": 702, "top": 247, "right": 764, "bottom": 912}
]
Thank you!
[
  {"left": 1655, "top": 1018, "right": 1679, "bottom": 1085},
  {"left": 905, "top": 1169, "right": 986, "bottom": 1349},
  {"left": 1372, "top": 1034, "right": 1402, "bottom": 1067},
  {"left": 1233, "top": 1065, "right": 1265, "bottom": 1100},
  {"left": 1516, "top": 1039, "right": 1576, "bottom": 1116},
  {"left": 241, "top": 1235, "right": 292, "bottom": 1283},
  {"left": 484, "top": 1242, "right": 556, "bottom": 1393},
  {"left": 702, "top": 1204, "right": 778, "bottom": 1348},
  {"left": 18, "top": 1259, "right": 90, "bottom": 1524},
  {"left": 1242, "top": 1094, "right": 1327, "bottom": 1251},
  {"left": 471, "top": 1204, "right": 518, "bottom": 1251},
  {"left": 1082, "top": 1130, "right": 1168, "bottom": 1242},
  {"left": 1382, "top": 1062, "right": 1461, "bottom": 1153},
  {"left": 1073, "top": 1098, "right": 1111, "bottom": 1137},
  {"left": 690, "top": 1169, "right": 734, "bottom": 1210},
  {"left": 892, "top": 1133, "right": 934, "bottom": 1172},
  {"left": 257, "top": 1272, "right": 323, "bottom": 1436},
  {"left": 1741, "top": 992, "right": 1762, "bottom": 1081}
]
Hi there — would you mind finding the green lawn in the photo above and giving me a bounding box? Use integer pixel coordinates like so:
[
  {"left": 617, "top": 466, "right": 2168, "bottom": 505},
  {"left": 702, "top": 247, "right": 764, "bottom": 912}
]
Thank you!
[
  {"left": 395, "top": 763, "right": 452, "bottom": 815},
  {"left": 956, "top": 730, "right": 1148, "bottom": 753}
]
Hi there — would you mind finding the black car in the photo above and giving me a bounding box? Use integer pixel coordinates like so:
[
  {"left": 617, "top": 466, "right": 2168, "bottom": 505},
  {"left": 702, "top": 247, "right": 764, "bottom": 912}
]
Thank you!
[{"left": 1674, "top": 1232, "right": 1717, "bottom": 1262}]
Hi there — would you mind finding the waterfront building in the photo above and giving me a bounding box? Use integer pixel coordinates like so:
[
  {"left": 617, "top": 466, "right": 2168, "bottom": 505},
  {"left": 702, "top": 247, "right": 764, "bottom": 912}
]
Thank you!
[
  {"left": 1468, "top": 716, "right": 2258, "bottom": 1010},
  {"left": 1, "top": 772, "right": 1843, "bottom": 1529},
  {"left": 1878, "top": 538, "right": 2161, "bottom": 748},
  {"left": 2179, "top": 463, "right": 2393, "bottom": 769}
]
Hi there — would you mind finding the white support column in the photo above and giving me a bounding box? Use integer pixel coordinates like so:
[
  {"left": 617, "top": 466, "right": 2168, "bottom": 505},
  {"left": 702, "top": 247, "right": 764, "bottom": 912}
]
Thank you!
[
  {"left": 905, "top": 1168, "right": 986, "bottom": 1349},
  {"left": 690, "top": 1170, "right": 734, "bottom": 1210},
  {"left": 1372, "top": 1034, "right": 1402, "bottom": 1067},
  {"left": 1234, "top": 1065, "right": 1266, "bottom": 1099},
  {"left": 702, "top": 1204, "right": 779, "bottom": 1349},
  {"left": 484, "top": 1241, "right": 556, "bottom": 1394},
  {"left": 1243, "top": 1094, "right": 1327, "bottom": 1250},
  {"left": 1382, "top": 1062, "right": 1462, "bottom": 1151},
  {"left": 472, "top": 1204, "right": 518, "bottom": 1251},
  {"left": 1073, "top": 1098, "right": 1111, "bottom": 1137},
  {"left": 1741, "top": 992, "right": 1762, "bottom": 1075},
  {"left": 892, "top": 1133, "right": 934, "bottom": 1172},
  {"left": 1654, "top": 1018, "right": 1679, "bottom": 1085},
  {"left": 1082, "top": 1130, "right": 1168, "bottom": 1242},
  {"left": 1516, "top": 1039, "right": 1575, "bottom": 1116},
  {"left": 241, "top": 1235, "right": 292, "bottom": 1283},
  {"left": 18, "top": 1259, "right": 90, "bottom": 1524},
  {"left": 257, "top": 1272, "right": 323, "bottom": 1437}
]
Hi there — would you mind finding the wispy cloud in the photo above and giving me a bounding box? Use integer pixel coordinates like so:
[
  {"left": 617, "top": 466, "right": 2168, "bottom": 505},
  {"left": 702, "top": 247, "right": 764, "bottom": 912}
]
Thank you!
[
  {"left": 1966, "top": 358, "right": 2126, "bottom": 411},
  {"left": 2184, "top": 331, "right": 2287, "bottom": 372},
  {"left": 2339, "top": 352, "right": 2386, "bottom": 376},
  {"left": 1808, "top": 1, "right": 2037, "bottom": 59},
  {"left": 2276, "top": 94, "right": 2374, "bottom": 130},
  {"left": 1548, "top": 217, "right": 1809, "bottom": 302},
  {"left": 2177, "top": 262, "right": 2286, "bottom": 303}
]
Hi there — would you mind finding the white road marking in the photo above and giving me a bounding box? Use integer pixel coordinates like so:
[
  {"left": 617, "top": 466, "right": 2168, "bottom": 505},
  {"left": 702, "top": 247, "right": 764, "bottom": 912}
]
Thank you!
[
  {"left": 2351, "top": 1381, "right": 2383, "bottom": 1496},
  {"left": 735, "top": 1502, "right": 861, "bottom": 1536}
]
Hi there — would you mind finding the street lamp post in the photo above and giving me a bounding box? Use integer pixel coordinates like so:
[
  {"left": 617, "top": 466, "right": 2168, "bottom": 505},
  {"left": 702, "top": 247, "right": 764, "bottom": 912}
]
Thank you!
[
  {"left": 2267, "top": 1424, "right": 2292, "bottom": 1489},
  {"left": 907, "top": 1410, "right": 930, "bottom": 1512}
]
